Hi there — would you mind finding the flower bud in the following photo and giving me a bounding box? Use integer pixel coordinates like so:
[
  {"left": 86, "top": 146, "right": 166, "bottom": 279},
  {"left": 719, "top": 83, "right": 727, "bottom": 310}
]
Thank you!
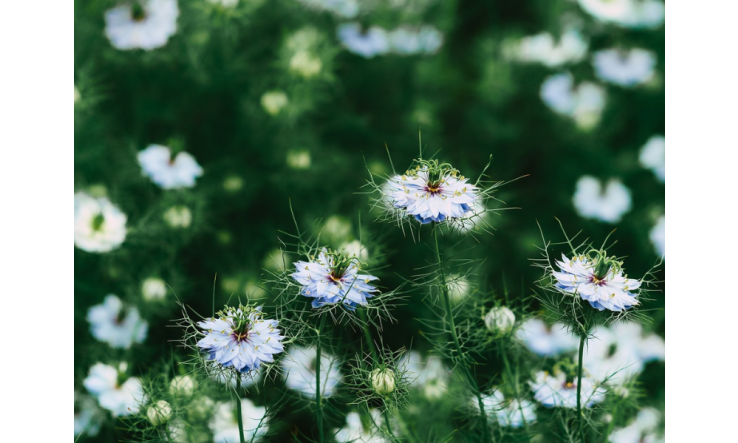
[
  {"left": 142, "top": 277, "right": 167, "bottom": 301},
  {"left": 147, "top": 400, "right": 173, "bottom": 426},
  {"left": 371, "top": 368, "right": 396, "bottom": 395},
  {"left": 484, "top": 307, "right": 515, "bottom": 335},
  {"left": 163, "top": 206, "right": 192, "bottom": 229},
  {"left": 169, "top": 375, "right": 197, "bottom": 397}
]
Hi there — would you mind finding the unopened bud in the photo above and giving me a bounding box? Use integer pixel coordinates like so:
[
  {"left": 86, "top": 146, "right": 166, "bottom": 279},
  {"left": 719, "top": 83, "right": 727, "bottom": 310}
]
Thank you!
[
  {"left": 484, "top": 307, "right": 515, "bottom": 335},
  {"left": 147, "top": 400, "right": 173, "bottom": 426},
  {"left": 371, "top": 368, "right": 396, "bottom": 395}
]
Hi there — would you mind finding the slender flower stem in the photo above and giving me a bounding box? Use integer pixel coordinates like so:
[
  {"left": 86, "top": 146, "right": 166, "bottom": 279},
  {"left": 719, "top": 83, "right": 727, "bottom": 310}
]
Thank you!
[
  {"left": 576, "top": 334, "right": 586, "bottom": 443},
  {"left": 383, "top": 408, "right": 399, "bottom": 443},
  {"left": 236, "top": 376, "right": 245, "bottom": 443},
  {"left": 359, "top": 308, "right": 378, "bottom": 363},
  {"left": 433, "top": 228, "right": 489, "bottom": 442},
  {"left": 315, "top": 314, "right": 327, "bottom": 443}
]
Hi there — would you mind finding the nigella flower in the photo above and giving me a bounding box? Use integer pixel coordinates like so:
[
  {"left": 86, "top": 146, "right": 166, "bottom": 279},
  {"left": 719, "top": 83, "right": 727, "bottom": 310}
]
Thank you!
[
  {"left": 639, "top": 135, "right": 665, "bottom": 182},
  {"left": 477, "top": 391, "right": 537, "bottom": 428},
  {"left": 83, "top": 363, "right": 146, "bottom": 417},
  {"left": 74, "top": 392, "right": 102, "bottom": 437},
  {"left": 593, "top": 48, "right": 656, "bottom": 87},
  {"left": 384, "top": 160, "right": 480, "bottom": 224},
  {"left": 337, "top": 23, "right": 390, "bottom": 58},
  {"left": 650, "top": 216, "right": 665, "bottom": 258},
  {"left": 553, "top": 252, "right": 641, "bottom": 312},
  {"left": 529, "top": 370, "right": 605, "bottom": 408},
  {"left": 291, "top": 249, "right": 378, "bottom": 310},
  {"left": 573, "top": 176, "right": 632, "bottom": 223},
  {"left": 210, "top": 399, "right": 268, "bottom": 443},
  {"left": 87, "top": 295, "right": 148, "bottom": 349},
  {"left": 387, "top": 26, "right": 443, "bottom": 55},
  {"left": 104, "top": 0, "right": 179, "bottom": 51},
  {"left": 505, "top": 28, "right": 588, "bottom": 68},
  {"left": 74, "top": 192, "right": 127, "bottom": 253},
  {"left": 281, "top": 345, "right": 343, "bottom": 398},
  {"left": 577, "top": 0, "right": 664, "bottom": 29},
  {"left": 197, "top": 305, "right": 284, "bottom": 373},
  {"left": 137, "top": 144, "right": 203, "bottom": 189},
  {"left": 515, "top": 318, "right": 578, "bottom": 357},
  {"left": 610, "top": 407, "right": 663, "bottom": 443},
  {"left": 540, "top": 72, "right": 606, "bottom": 129}
]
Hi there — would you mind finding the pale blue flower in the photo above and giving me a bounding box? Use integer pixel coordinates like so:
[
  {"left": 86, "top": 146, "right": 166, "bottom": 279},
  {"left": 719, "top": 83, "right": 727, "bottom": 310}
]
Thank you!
[
  {"left": 83, "top": 363, "right": 145, "bottom": 417},
  {"left": 292, "top": 249, "right": 378, "bottom": 309},
  {"left": 87, "top": 295, "right": 148, "bottom": 349},
  {"left": 530, "top": 370, "right": 605, "bottom": 408},
  {"left": 74, "top": 192, "right": 127, "bottom": 253},
  {"left": 137, "top": 144, "right": 203, "bottom": 189},
  {"left": 640, "top": 135, "right": 665, "bottom": 182},
  {"left": 577, "top": 0, "right": 664, "bottom": 29},
  {"left": 540, "top": 73, "right": 606, "bottom": 129},
  {"left": 281, "top": 345, "right": 343, "bottom": 398},
  {"left": 105, "top": 0, "right": 179, "bottom": 51},
  {"left": 295, "top": 0, "right": 359, "bottom": 18},
  {"left": 477, "top": 391, "right": 537, "bottom": 428},
  {"left": 573, "top": 176, "right": 631, "bottom": 223},
  {"left": 337, "top": 23, "right": 390, "bottom": 58},
  {"left": 388, "top": 26, "right": 443, "bottom": 55},
  {"left": 650, "top": 216, "right": 665, "bottom": 258},
  {"left": 593, "top": 48, "right": 656, "bottom": 87},
  {"left": 515, "top": 318, "right": 578, "bottom": 357},
  {"left": 197, "top": 306, "right": 284, "bottom": 373}
]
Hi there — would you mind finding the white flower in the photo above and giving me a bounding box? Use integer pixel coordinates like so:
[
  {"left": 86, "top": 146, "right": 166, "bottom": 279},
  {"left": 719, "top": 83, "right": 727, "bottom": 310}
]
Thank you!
[
  {"left": 142, "top": 277, "right": 167, "bottom": 301},
  {"left": 210, "top": 399, "right": 268, "bottom": 443},
  {"left": 516, "top": 318, "right": 578, "bottom": 357},
  {"left": 553, "top": 253, "right": 641, "bottom": 312},
  {"left": 75, "top": 393, "right": 102, "bottom": 437},
  {"left": 281, "top": 345, "right": 342, "bottom": 398},
  {"left": 639, "top": 135, "right": 665, "bottom": 182},
  {"left": 87, "top": 295, "right": 148, "bottom": 349},
  {"left": 83, "top": 363, "right": 145, "bottom": 417},
  {"left": 385, "top": 163, "right": 480, "bottom": 224},
  {"left": 529, "top": 370, "right": 605, "bottom": 408},
  {"left": 286, "top": 149, "right": 312, "bottom": 169},
  {"left": 540, "top": 72, "right": 606, "bottom": 129},
  {"left": 147, "top": 400, "right": 173, "bottom": 426},
  {"left": 290, "top": 51, "right": 323, "bottom": 78},
  {"left": 610, "top": 407, "right": 663, "bottom": 443},
  {"left": 197, "top": 306, "right": 284, "bottom": 373},
  {"left": 477, "top": 391, "right": 537, "bottom": 428},
  {"left": 582, "top": 322, "right": 665, "bottom": 384},
  {"left": 388, "top": 26, "right": 443, "bottom": 55},
  {"left": 371, "top": 368, "right": 396, "bottom": 395},
  {"left": 337, "top": 23, "right": 390, "bottom": 58},
  {"left": 295, "top": 0, "right": 359, "bottom": 18},
  {"left": 137, "top": 144, "right": 203, "bottom": 189},
  {"left": 505, "top": 28, "right": 588, "bottom": 67},
  {"left": 340, "top": 240, "right": 369, "bottom": 262},
  {"left": 291, "top": 249, "right": 379, "bottom": 310},
  {"left": 261, "top": 91, "right": 289, "bottom": 115},
  {"left": 649, "top": 216, "right": 665, "bottom": 258},
  {"left": 593, "top": 48, "right": 656, "bottom": 87},
  {"left": 334, "top": 410, "right": 388, "bottom": 443},
  {"left": 573, "top": 176, "right": 632, "bottom": 223},
  {"left": 401, "top": 351, "right": 449, "bottom": 400},
  {"left": 484, "top": 307, "right": 516, "bottom": 335},
  {"left": 169, "top": 375, "right": 197, "bottom": 396},
  {"left": 104, "top": 0, "right": 179, "bottom": 51},
  {"left": 163, "top": 205, "right": 193, "bottom": 228},
  {"left": 74, "top": 192, "right": 127, "bottom": 253},
  {"left": 577, "top": 0, "right": 664, "bottom": 29}
]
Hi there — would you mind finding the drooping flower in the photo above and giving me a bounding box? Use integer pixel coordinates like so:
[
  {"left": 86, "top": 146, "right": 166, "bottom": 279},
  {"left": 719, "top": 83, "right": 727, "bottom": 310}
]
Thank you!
[
  {"left": 573, "top": 176, "right": 632, "bottom": 223},
  {"left": 515, "top": 318, "right": 578, "bottom": 357},
  {"left": 529, "top": 370, "right": 605, "bottom": 408},
  {"left": 577, "top": 0, "right": 664, "bottom": 29},
  {"left": 197, "top": 305, "right": 284, "bottom": 373},
  {"left": 104, "top": 0, "right": 179, "bottom": 51},
  {"left": 334, "top": 410, "right": 388, "bottom": 443},
  {"left": 87, "top": 295, "right": 148, "bottom": 349},
  {"left": 74, "top": 192, "right": 127, "bottom": 253},
  {"left": 610, "top": 407, "right": 663, "bottom": 443},
  {"left": 281, "top": 345, "right": 343, "bottom": 398},
  {"left": 291, "top": 249, "right": 379, "bottom": 309},
  {"left": 540, "top": 72, "right": 606, "bottom": 129},
  {"left": 137, "top": 144, "right": 203, "bottom": 189},
  {"left": 477, "top": 390, "right": 537, "bottom": 428},
  {"left": 593, "top": 48, "right": 656, "bottom": 87},
  {"left": 649, "top": 216, "right": 665, "bottom": 258},
  {"left": 504, "top": 28, "right": 588, "bottom": 68},
  {"left": 74, "top": 392, "right": 102, "bottom": 437},
  {"left": 337, "top": 23, "right": 390, "bottom": 58},
  {"left": 553, "top": 252, "right": 641, "bottom": 312},
  {"left": 384, "top": 160, "right": 480, "bottom": 224},
  {"left": 210, "top": 399, "right": 268, "bottom": 443},
  {"left": 83, "top": 363, "right": 146, "bottom": 417},
  {"left": 401, "top": 351, "right": 449, "bottom": 400},
  {"left": 639, "top": 135, "right": 665, "bottom": 182}
]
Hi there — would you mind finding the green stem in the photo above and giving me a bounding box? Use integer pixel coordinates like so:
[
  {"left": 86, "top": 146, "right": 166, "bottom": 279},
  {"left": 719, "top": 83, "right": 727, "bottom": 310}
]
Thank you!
[
  {"left": 315, "top": 314, "right": 327, "bottom": 443},
  {"left": 577, "top": 334, "right": 586, "bottom": 443},
  {"left": 433, "top": 229, "right": 489, "bottom": 442},
  {"left": 236, "top": 377, "right": 245, "bottom": 443},
  {"left": 383, "top": 408, "right": 398, "bottom": 443},
  {"left": 359, "top": 308, "right": 378, "bottom": 363}
]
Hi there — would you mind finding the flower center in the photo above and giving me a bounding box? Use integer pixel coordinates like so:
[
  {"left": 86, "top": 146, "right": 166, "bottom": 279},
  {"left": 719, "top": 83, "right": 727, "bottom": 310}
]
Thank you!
[
  {"left": 91, "top": 213, "right": 105, "bottom": 232},
  {"left": 328, "top": 273, "right": 343, "bottom": 283},
  {"left": 563, "top": 381, "right": 576, "bottom": 390},
  {"left": 591, "top": 275, "right": 606, "bottom": 286},
  {"left": 425, "top": 182, "right": 442, "bottom": 195}
]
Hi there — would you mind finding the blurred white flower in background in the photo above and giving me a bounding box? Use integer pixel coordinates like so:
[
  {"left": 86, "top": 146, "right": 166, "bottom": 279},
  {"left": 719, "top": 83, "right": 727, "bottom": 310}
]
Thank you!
[
  {"left": 75, "top": 192, "right": 128, "bottom": 253},
  {"left": 516, "top": 318, "right": 578, "bottom": 357},
  {"left": 138, "top": 145, "right": 203, "bottom": 189},
  {"left": 341, "top": 240, "right": 369, "bottom": 261},
  {"left": 87, "top": 295, "right": 148, "bottom": 349},
  {"left": 261, "top": 91, "right": 289, "bottom": 115},
  {"left": 74, "top": 393, "right": 102, "bottom": 437},
  {"left": 540, "top": 72, "right": 606, "bottom": 129},
  {"left": 639, "top": 135, "right": 665, "bottom": 182},
  {"left": 337, "top": 23, "right": 390, "bottom": 58},
  {"left": 83, "top": 363, "right": 146, "bottom": 417},
  {"left": 530, "top": 370, "right": 605, "bottom": 408},
  {"left": 650, "top": 216, "right": 665, "bottom": 258},
  {"left": 163, "top": 205, "right": 193, "bottom": 228},
  {"left": 169, "top": 375, "right": 197, "bottom": 397},
  {"left": 210, "top": 399, "right": 268, "bottom": 443},
  {"left": 610, "top": 407, "right": 663, "bottom": 443},
  {"left": 593, "top": 48, "right": 656, "bottom": 87},
  {"left": 295, "top": 0, "right": 359, "bottom": 18},
  {"left": 478, "top": 391, "right": 537, "bottom": 428},
  {"left": 577, "top": 0, "right": 664, "bottom": 29},
  {"left": 281, "top": 345, "right": 343, "bottom": 398},
  {"left": 142, "top": 277, "right": 167, "bottom": 301},
  {"left": 388, "top": 26, "right": 443, "bottom": 55},
  {"left": 447, "top": 274, "right": 471, "bottom": 304},
  {"left": 573, "top": 176, "right": 632, "bottom": 223},
  {"left": 504, "top": 28, "right": 588, "bottom": 67},
  {"left": 104, "top": 0, "right": 179, "bottom": 50},
  {"left": 207, "top": 0, "right": 239, "bottom": 7},
  {"left": 290, "top": 51, "right": 323, "bottom": 78},
  {"left": 401, "top": 351, "right": 449, "bottom": 400},
  {"left": 286, "top": 149, "right": 312, "bottom": 169},
  {"left": 582, "top": 322, "right": 665, "bottom": 385},
  {"left": 334, "top": 410, "right": 388, "bottom": 443}
]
